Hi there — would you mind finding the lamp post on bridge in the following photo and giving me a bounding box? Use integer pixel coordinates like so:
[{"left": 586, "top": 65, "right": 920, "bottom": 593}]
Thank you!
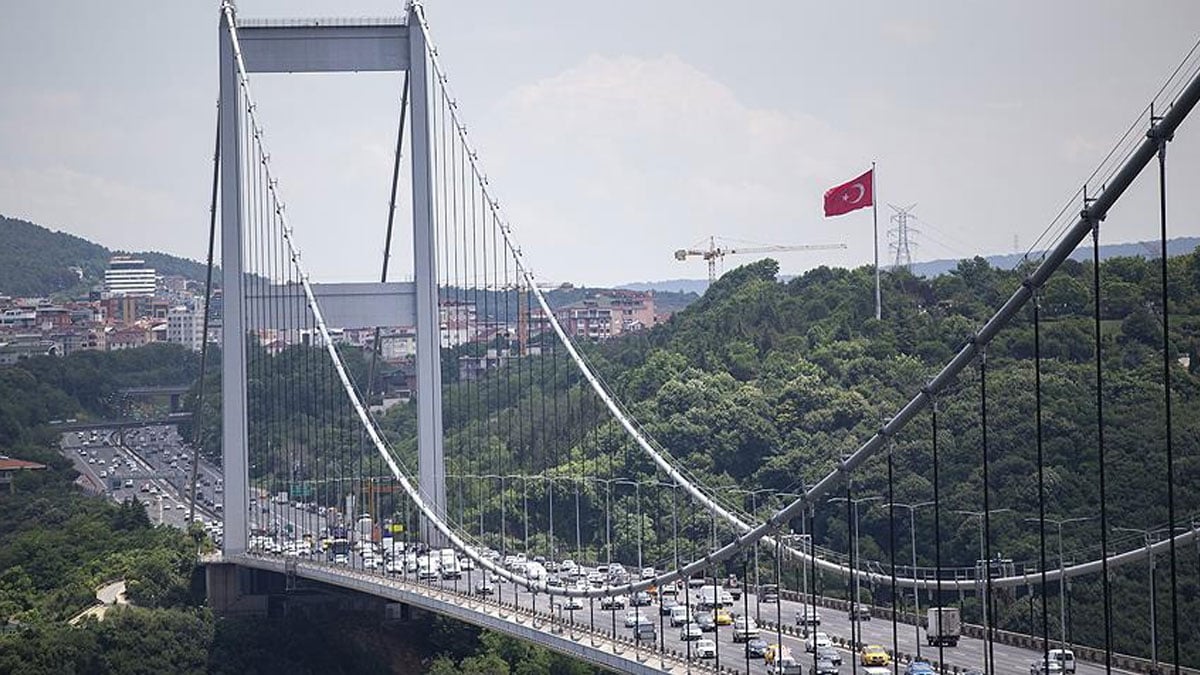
[
  {"left": 504, "top": 474, "right": 530, "bottom": 558},
  {"left": 1026, "top": 515, "right": 1091, "bottom": 653},
  {"left": 883, "top": 499, "right": 934, "bottom": 658},
  {"left": 829, "top": 493, "right": 881, "bottom": 647},
  {"left": 730, "top": 487, "right": 775, "bottom": 618},
  {"left": 955, "top": 507, "right": 1011, "bottom": 675},
  {"left": 1114, "top": 526, "right": 1165, "bottom": 670}
]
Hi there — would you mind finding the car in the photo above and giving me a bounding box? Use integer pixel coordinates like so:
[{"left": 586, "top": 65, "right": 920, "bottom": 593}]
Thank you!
[
  {"left": 473, "top": 580, "right": 495, "bottom": 595},
  {"left": 796, "top": 605, "right": 822, "bottom": 626},
  {"left": 848, "top": 605, "right": 872, "bottom": 621},
  {"left": 767, "top": 658, "right": 803, "bottom": 675},
  {"left": 732, "top": 616, "right": 759, "bottom": 642},
  {"left": 176, "top": 503, "right": 186, "bottom": 510},
  {"left": 694, "top": 639, "right": 717, "bottom": 659},
  {"left": 600, "top": 595, "right": 627, "bottom": 610},
  {"left": 633, "top": 622, "right": 657, "bottom": 643},
  {"left": 623, "top": 610, "right": 651, "bottom": 627},
  {"left": 905, "top": 660, "right": 937, "bottom": 675},
  {"left": 805, "top": 631, "right": 832, "bottom": 652},
  {"left": 860, "top": 644, "right": 890, "bottom": 667},
  {"left": 1030, "top": 661, "right": 1065, "bottom": 675},
  {"left": 816, "top": 645, "right": 842, "bottom": 666},
  {"left": 561, "top": 596, "right": 584, "bottom": 611},
  {"left": 714, "top": 608, "right": 733, "bottom": 625},
  {"left": 630, "top": 591, "right": 652, "bottom": 606},
  {"left": 641, "top": 566, "right": 656, "bottom": 580},
  {"left": 679, "top": 622, "right": 703, "bottom": 641},
  {"left": 814, "top": 659, "right": 841, "bottom": 675},
  {"left": 695, "top": 613, "right": 717, "bottom": 632},
  {"left": 745, "top": 636, "right": 769, "bottom": 658},
  {"left": 99, "top": 470, "right": 107, "bottom": 478},
  {"left": 659, "top": 596, "right": 679, "bottom": 615}
]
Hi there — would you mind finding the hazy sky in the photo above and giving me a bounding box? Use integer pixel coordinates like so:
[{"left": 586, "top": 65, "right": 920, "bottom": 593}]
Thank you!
[{"left": 3, "top": 2, "right": 1200, "bottom": 287}]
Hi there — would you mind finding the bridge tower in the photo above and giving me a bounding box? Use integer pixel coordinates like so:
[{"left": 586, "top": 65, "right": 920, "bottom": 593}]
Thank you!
[{"left": 218, "top": 5, "right": 445, "bottom": 555}]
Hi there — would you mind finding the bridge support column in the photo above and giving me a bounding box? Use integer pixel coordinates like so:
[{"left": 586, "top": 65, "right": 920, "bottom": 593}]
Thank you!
[
  {"left": 206, "top": 563, "right": 268, "bottom": 617},
  {"left": 408, "top": 6, "right": 447, "bottom": 547}
]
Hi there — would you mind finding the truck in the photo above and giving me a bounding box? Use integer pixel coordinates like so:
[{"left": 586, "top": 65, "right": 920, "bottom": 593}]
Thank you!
[
  {"left": 435, "top": 548, "right": 461, "bottom": 579},
  {"left": 925, "top": 607, "right": 961, "bottom": 647},
  {"left": 695, "top": 584, "right": 733, "bottom": 609}
]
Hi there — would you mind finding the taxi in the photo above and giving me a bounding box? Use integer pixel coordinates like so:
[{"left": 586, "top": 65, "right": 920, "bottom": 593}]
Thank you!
[{"left": 860, "top": 644, "right": 891, "bottom": 667}]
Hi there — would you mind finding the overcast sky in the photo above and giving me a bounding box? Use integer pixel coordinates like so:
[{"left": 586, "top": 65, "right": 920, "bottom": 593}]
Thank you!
[{"left": 3, "top": 2, "right": 1200, "bottom": 287}]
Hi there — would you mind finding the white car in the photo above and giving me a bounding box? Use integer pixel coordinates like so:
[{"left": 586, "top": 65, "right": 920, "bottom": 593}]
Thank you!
[
  {"left": 805, "top": 631, "right": 831, "bottom": 652},
  {"left": 695, "top": 638, "right": 717, "bottom": 659},
  {"left": 600, "top": 594, "right": 627, "bottom": 610},
  {"left": 561, "top": 596, "right": 584, "bottom": 611},
  {"left": 623, "top": 610, "right": 651, "bottom": 627},
  {"left": 679, "top": 622, "right": 703, "bottom": 641}
]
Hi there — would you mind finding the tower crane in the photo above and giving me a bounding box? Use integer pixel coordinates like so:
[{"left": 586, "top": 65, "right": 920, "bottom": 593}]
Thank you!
[{"left": 674, "top": 237, "right": 848, "bottom": 282}]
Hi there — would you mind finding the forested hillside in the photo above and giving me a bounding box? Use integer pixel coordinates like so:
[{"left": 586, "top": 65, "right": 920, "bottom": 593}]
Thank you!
[
  {"left": 0, "top": 215, "right": 210, "bottom": 297},
  {"left": 410, "top": 249, "right": 1200, "bottom": 664}
]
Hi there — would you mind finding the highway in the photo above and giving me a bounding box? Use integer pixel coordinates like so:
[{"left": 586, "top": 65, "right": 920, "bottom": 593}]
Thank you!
[
  {"left": 310, "top": 556, "right": 1130, "bottom": 675},
  {"left": 59, "top": 425, "right": 221, "bottom": 533}
]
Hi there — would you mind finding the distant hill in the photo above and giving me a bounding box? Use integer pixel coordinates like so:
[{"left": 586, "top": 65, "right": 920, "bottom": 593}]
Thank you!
[
  {"left": 620, "top": 236, "right": 1200, "bottom": 293},
  {"left": 907, "top": 235, "right": 1200, "bottom": 278},
  {"left": 0, "top": 215, "right": 210, "bottom": 298}
]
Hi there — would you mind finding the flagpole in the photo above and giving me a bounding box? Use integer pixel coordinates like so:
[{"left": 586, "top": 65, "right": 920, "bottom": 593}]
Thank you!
[{"left": 872, "top": 160, "right": 881, "bottom": 320}]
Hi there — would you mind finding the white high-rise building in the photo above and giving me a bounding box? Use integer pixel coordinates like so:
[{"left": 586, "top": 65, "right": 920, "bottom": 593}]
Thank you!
[
  {"left": 167, "top": 304, "right": 205, "bottom": 351},
  {"left": 104, "top": 257, "right": 157, "bottom": 297}
]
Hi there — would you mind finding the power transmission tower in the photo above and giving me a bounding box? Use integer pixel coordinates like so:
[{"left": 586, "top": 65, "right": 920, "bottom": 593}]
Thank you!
[{"left": 888, "top": 203, "right": 918, "bottom": 272}]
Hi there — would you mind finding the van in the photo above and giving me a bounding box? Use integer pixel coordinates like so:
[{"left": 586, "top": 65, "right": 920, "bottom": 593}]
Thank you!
[
  {"left": 669, "top": 605, "right": 692, "bottom": 626},
  {"left": 1048, "top": 649, "right": 1076, "bottom": 674}
]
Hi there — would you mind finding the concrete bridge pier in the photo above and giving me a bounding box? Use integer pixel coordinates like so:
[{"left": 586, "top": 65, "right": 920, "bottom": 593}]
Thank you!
[{"left": 205, "top": 563, "right": 270, "bottom": 617}]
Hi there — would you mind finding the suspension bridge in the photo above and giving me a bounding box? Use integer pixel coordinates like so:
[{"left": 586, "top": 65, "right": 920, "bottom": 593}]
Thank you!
[{"left": 198, "top": 3, "right": 1200, "bottom": 673}]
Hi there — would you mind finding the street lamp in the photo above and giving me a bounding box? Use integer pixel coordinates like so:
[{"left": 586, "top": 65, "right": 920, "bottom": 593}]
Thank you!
[
  {"left": 883, "top": 500, "right": 934, "bottom": 658},
  {"left": 1025, "top": 515, "right": 1092, "bottom": 654},
  {"left": 1115, "top": 526, "right": 1164, "bottom": 670},
  {"left": 730, "top": 487, "right": 775, "bottom": 618},
  {"left": 829, "top": 493, "right": 882, "bottom": 646},
  {"left": 955, "top": 507, "right": 1011, "bottom": 675}
]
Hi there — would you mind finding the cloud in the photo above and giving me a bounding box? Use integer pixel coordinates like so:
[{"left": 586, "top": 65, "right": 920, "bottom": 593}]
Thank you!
[
  {"left": 471, "top": 54, "right": 867, "bottom": 285},
  {"left": 0, "top": 165, "right": 188, "bottom": 255},
  {"left": 880, "top": 18, "right": 937, "bottom": 46}
]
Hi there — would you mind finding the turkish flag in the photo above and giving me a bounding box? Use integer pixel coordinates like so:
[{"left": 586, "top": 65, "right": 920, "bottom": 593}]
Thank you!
[{"left": 823, "top": 169, "right": 874, "bottom": 217}]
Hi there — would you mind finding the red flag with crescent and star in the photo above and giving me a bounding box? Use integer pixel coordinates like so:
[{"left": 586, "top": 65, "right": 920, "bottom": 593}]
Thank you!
[{"left": 823, "top": 168, "right": 874, "bottom": 217}]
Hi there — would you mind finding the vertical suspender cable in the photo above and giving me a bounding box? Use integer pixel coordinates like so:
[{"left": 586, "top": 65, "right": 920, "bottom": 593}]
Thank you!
[
  {"left": 846, "top": 482, "right": 858, "bottom": 674},
  {"left": 932, "top": 395, "right": 945, "bottom": 670},
  {"left": 887, "top": 438, "right": 899, "bottom": 674},
  {"left": 188, "top": 111, "right": 221, "bottom": 525},
  {"left": 1154, "top": 124, "right": 1181, "bottom": 674},
  {"left": 1089, "top": 205, "right": 1113, "bottom": 674},
  {"left": 981, "top": 347, "right": 996, "bottom": 675},
  {"left": 1034, "top": 290, "right": 1051, "bottom": 673}
]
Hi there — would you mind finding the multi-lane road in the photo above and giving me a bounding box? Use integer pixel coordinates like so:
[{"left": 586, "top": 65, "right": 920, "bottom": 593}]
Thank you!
[{"left": 60, "top": 424, "right": 221, "bottom": 534}]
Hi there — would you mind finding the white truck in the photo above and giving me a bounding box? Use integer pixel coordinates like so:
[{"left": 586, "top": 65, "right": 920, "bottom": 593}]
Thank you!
[
  {"left": 925, "top": 606, "right": 961, "bottom": 647},
  {"left": 695, "top": 584, "right": 733, "bottom": 609},
  {"left": 435, "top": 548, "right": 462, "bottom": 579}
]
